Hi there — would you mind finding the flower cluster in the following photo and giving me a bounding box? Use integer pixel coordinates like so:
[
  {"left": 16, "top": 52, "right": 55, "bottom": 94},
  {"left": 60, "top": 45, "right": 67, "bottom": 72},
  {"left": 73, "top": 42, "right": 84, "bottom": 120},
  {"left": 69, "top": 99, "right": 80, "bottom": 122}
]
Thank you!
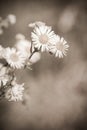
[
  {"left": 29, "top": 21, "right": 69, "bottom": 58},
  {"left": 0, "top": 14, "right": 16, "bottom": 35},
  {"left": 0, "top": 20, "right": 69, "bottom": 102}
]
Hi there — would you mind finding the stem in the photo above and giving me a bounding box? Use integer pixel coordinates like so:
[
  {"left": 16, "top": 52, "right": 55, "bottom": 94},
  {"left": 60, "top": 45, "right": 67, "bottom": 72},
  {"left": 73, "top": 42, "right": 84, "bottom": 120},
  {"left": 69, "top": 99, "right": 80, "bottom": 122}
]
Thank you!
[
  {"left": 29, "top": 50, "right": 36, "bottom": 59},
  {"left": 24, "top": 48, "right": 38, "bottom": 69}
]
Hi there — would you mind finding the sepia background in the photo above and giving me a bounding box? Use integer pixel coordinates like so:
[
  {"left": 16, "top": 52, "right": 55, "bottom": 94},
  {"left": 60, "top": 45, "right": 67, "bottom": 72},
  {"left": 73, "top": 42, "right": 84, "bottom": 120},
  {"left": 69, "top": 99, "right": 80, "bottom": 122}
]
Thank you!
[{"left": 0, "top": 0, "right": 87, "bottom": 130}]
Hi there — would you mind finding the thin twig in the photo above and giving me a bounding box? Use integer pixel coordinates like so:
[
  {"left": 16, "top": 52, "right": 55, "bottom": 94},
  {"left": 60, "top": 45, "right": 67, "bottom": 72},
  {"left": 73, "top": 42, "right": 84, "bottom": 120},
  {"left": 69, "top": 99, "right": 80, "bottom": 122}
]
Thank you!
[{"left": 29, "top": 50, "right": 36, "bottom": 59}]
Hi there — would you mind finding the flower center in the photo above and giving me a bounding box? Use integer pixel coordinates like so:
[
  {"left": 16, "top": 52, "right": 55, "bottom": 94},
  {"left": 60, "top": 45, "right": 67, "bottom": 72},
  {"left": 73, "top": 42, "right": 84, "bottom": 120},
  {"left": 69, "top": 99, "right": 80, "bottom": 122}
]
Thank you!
[
  {"left": 39, "top": 34, "right": 48, "bottom": 44},
  {"left": 10, "top": 53, "right": 19, "bottom": 62},
  {"left": 56, "top": 42, "right": 64, "bottom": 51}
]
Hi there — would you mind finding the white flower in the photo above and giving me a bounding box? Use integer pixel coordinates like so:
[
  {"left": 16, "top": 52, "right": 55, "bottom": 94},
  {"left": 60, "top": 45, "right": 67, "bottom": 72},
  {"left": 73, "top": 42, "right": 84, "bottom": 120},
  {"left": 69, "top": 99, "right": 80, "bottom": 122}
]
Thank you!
[
  {"left": 49, "top": 35, "right": 69, "bottom": 58},
  {"left": 0, "top": 64, "right": 12, "bottom": 87},
  {"left": 31, "top": 24, "right": 56, "bottom": 52},
  {"left": 4, "top": 47, "right": 26, "bottom": 69},
  {"left": 15, "top": 33, "right": 25, "bottom": 40},
  {"left": 29, "top": 52, "right": 41, "bottom": 64},
  {"left": 58, "top": 8, "right": 77, "bottom": 33},
  {"left": 7, "top": 14, "right": 16, "bottom": 24},
  {"left": 29, "top": 21, "right": 45, "bottom": 28},
  {"left": 5, "top": 83, "right": 24, "bottom": 101},
  {"left": 15, "top": 37, "right": 31, "bottom": 59},
  {"left": 0, "top": 45, "right": 4, "bottom": 58}
]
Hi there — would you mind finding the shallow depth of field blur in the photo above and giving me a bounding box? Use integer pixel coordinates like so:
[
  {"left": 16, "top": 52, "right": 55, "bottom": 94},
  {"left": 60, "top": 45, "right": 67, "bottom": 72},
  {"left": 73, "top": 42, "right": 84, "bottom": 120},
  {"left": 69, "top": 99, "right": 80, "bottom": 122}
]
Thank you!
[{"left": 0, "top": 0, "right": 87, "bottom": 130}]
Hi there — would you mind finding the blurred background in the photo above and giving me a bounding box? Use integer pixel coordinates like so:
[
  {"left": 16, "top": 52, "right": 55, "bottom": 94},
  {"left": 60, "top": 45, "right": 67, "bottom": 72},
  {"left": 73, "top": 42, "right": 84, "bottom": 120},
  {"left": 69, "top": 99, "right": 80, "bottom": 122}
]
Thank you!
[{"left": 0, "top": 0, "right": 87, "bottom": 130}]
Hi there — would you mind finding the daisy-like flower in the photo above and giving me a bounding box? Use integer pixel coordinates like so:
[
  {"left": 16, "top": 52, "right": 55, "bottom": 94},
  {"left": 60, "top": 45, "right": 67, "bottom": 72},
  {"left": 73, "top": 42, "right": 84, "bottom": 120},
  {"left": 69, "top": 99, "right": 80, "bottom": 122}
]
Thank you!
[
  {"left": 15, "top": 35, "right": 31, "bottom": 59},
  {"left": 4, "top": 47, "right": 26, "bottom": 69},
  {"left": 7, "top": 14, "right": 16, "bottom": 25},
  {"left": 31, "top": 24, "right": 56, "bottom": 52},
  {"left": 49, "top": 35, "right": 69, "bottom": 58},
  {"left": 5, "top": 83, "right": 24, "bottom": 101}
]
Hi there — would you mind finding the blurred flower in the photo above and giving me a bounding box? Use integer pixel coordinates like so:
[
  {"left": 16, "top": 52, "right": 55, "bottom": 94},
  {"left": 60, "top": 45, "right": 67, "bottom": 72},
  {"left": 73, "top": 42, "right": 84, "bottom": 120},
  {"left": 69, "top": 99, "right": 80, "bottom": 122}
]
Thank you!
[
  {"left": 29, "top": 21, "right": 45, "bottom": 28},
  {"left": 31, "top": 24, "right": 56, "bottom": 52},
  {"left": 15, "top": 33, "right": 25, "bottom": 40},
  {"left": 15, "top": 34, "right": 31, "bottom": 59},
  {"left": 49, "top": 35, "right": 69, "bottom": 58},
  {"left": 29, "top": 52, "right": 41, "bottom": 64},
  {"left": 58, "top": 7, "right": 78, "bottom": 33},
  {"left": 7, "top": 14, "right": 16, "bottom": 25},
  {"left": 4, "top": 47, "right": 26, "bottom": 69},
  {"left": 0, "top": 45, "right": 4, "bottom": 58},
  {"left": 5, "top": 83, "right": 24, "bottom": 101},
  {"left": 0, "top": 14, "right": 16, "bottom": 35}
]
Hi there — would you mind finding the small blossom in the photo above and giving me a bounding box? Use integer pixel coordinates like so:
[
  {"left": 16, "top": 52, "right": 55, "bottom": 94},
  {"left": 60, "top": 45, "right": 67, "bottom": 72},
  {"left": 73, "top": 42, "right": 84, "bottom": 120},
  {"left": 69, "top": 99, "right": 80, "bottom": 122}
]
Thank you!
[
  {"left": 49, "top": 35, "right": 69, "bottom": 58},
  {"left": 15, "top": 36, "right": 31, "bottom": 59},
  {"left": 58, "top": 8, "right": 78, "bottom": 33},
  {"left": 0, "top": 45, "right": 5, "bottom": 58},
  {"left": 29, "top": 21, "right": 45, "bottom": 28},
  {"left": 5, "top": 83, "right": 24, "bottom": 101},
  {"left": 31, "top": 24, "right": 56, "bottom": 52},
  {"left": 7, "top": 14, "right": 16, "bottom": 24},
  {"left": 4, "top": 47, "right": 26, "bottom": 69},
  {"left": 15, "top": 33, "right": 25, "bottom": 40}
]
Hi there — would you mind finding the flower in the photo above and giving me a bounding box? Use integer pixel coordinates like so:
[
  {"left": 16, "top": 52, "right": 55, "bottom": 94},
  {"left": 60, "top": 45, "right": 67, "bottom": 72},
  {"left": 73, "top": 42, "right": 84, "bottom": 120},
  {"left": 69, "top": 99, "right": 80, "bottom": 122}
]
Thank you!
[
  {"left": 0, "top": 64, "right": 12, "bottom": 87},
  {"left": 15, "top": 33, "right": 25, "bottom": 40},
  {"left": 5, "top": 83, "right": 24, "bottom": 101},
  {"left": 4, "top": 47, "right": 26, "bottom": 69},
  {"left": 7, "top": 14, "right": 16, "bottom": 24},
  {"left": 29, "top": 21, "right": 45, "bottom": 28},
  {"left": 0, "top": 45, "right": 4, "bottom": 58},
  {"left": 49, "top": 35, "right": 69, "bottom": 58},
  {"left": 15, "top": 35, "right": 31, "bottom": 59},
  {"left": 31, "top": 24, "right": 56, "bottom": 52}
]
